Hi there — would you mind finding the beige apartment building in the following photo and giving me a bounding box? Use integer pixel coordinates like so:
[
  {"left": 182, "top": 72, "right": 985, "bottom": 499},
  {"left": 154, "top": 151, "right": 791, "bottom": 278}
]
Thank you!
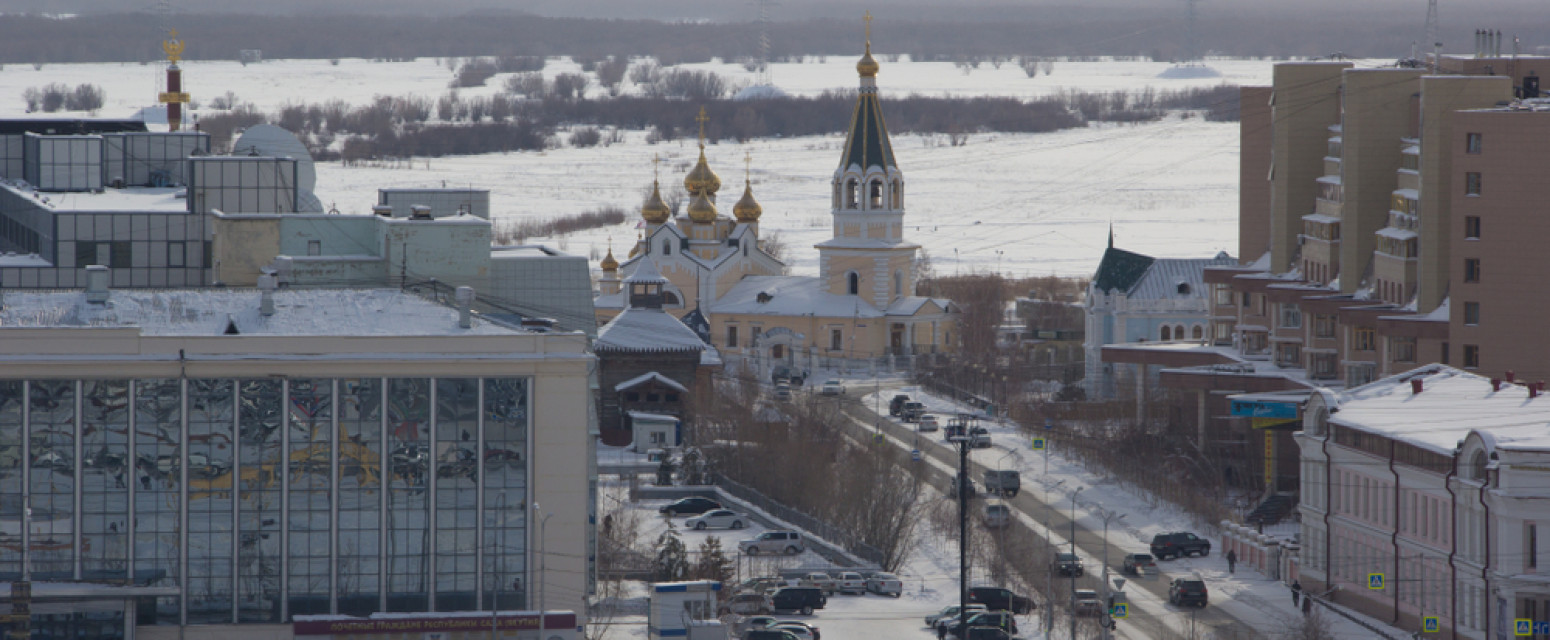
[{"left": 1103, "top": 52, "right": 1549, "bottom": 500}]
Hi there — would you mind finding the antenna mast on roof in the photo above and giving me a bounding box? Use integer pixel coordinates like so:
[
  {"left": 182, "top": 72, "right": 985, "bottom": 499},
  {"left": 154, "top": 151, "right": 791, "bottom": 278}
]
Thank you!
[
  {"left": 750, "top": 0, "right": 780, "bottom": 86},
  {"left": 1185, "top": 0, "right": 1199, "bottom": 63},
  {"left": 1424, "top": 0, "right": 1440, "bottom": 67}
]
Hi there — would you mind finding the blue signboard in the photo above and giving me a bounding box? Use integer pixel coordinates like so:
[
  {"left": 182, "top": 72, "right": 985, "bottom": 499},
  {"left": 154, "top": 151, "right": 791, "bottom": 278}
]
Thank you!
[
  {"left": 1421, "top": 617, "right": 1439, "bottom": 633},
  {"left": 1536, "top": 621, "right": 1550, "bottom": 635},
  {"left": 1515, "top": 619, "right": 1531, "bottom": 636},
  {"left": 1231, "top": 399, "right": 1299, "bottom": 419},
  {"left": 1032, "top": 438, "right": 1046, "bottom": 451},
  {"left": 1111, "top": 603, "right": 1128, "bottom": 619},
  {"left": 1366, "top": 573, "right": 1384, "bottom": 590}
]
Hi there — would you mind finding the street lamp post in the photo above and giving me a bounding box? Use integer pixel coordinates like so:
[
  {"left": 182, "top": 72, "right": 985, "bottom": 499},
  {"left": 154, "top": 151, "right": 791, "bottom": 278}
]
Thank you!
[
  {"left": 534, "top": 502, "right": 554, "bottom": 629},
  {"left": 1069, "top": 487, "right": 1083, "bottom": 640},
  {"left": 949, "top": 417, "right": 972, "bottom": 640}
]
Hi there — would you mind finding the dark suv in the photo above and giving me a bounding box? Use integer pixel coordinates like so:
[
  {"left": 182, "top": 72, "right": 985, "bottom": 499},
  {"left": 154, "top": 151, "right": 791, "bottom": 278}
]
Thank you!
[
  {"left": 967, "top": 586, "right": 1034, "bottom": 614},
  {"left": 1169, "top": 577, "right": 1209, "bottom": 607},
  {"left": 890, "top": 394, "right": 911, "bottom": 416},
  {"left": 940, "top": 611, "right": 1018, "bottom": 640},
  {"left": 1150, "top": 531, "right": 1211, "bottom": 560},
  {"left": 658, "top": 497, "right": 721, "bottom": 516},
  {"left": 770, "top": 586, "right": 827, "bottom": 615},
  {"left": 1053, "top": 552, "right": 1084, "bottom": 577}
]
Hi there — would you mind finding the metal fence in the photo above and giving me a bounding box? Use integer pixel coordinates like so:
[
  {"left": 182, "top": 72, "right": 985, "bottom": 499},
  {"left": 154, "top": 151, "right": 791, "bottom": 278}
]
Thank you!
[{"left": 710, "top": 474, "right": 886, "bottom": 567}]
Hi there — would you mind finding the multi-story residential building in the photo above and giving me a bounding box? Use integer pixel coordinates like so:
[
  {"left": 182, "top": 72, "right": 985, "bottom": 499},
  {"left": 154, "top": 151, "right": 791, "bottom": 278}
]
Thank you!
[
  {"left": 0, "top": 278, "right": 595, "bottom": 640},
  {"left": 1101, "top": 52, "right": 1548, "bottom": 504},
  {"left": 1297, "top": 365, "right": 1550, "bottom": 640}
]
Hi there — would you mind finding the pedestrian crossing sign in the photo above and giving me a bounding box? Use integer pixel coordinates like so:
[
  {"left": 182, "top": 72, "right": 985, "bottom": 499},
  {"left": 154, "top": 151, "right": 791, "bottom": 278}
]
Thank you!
[
  {"left": 1516, "top": 619, "right": 1532, "bottom": 636},
  {"left": 1032, "top": 438, "right": 1046, "bottom": 450},
  {"left": 1111, "top": 603, "right": 1128, "bottom": 619},
  {"left": 1367, "top": 573, "right": 1384, "bottom": 590},
  {"left": 1421, "top": 616, "right": 1439, "bottom": 633},
  {"left": 873, "top": 432, "right": 885, "bottom": 445}
]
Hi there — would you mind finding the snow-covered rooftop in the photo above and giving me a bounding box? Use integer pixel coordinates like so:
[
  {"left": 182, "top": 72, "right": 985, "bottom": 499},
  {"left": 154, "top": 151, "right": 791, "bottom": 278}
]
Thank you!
[
  {"left": 0, "top": 288, "right": 524, "bottom": 337},
  {"left": 1, "top": 182, "right": 191, "bottom": 213},
  {"left": 713, "top": 276, "right": 884, "bottom": 318},
  {"left": 594, "top": 307, "right": 706, "bottom": 353},
  {"left": 1330, "top": 365, "right": 1550, "bottom": 454},
  {"left": 615, "top": 371, "right": 688, "bottom": 393}
]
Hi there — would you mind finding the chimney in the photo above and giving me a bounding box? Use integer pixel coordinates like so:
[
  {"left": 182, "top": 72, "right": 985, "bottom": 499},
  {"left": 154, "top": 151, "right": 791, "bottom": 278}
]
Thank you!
[
  {"left": 258, "top": 274, "right": 277, "bottom": 316},
  {"left": 1492, "top": 378, "right": 1502, "bottom": 391},
  {"left": 372, "top": 204, "right": 393, "bottom": 218},
  {"left": 410, "top": 205, "right": 433, "bottom": 220},
  {"left": 85, "top": 265, "right": 110, "bottom": 304},
  {"left": 1410, "top": 378, "right": 1424, "bottom": 395},
  {"left": 1507, "top": 370, "right": 1516, "bottom": 383},
  {"left": 273, "top": 256, "right": 293, "bottom": 285},
  {"left": 456, "top": 286, "right": 474, "bottom": 329}
]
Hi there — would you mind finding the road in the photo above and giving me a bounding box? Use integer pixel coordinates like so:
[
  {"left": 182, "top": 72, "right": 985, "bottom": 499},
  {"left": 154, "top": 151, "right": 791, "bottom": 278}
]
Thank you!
[{"left": 832, "top": 393, "right": 1259, "bottom": 639}]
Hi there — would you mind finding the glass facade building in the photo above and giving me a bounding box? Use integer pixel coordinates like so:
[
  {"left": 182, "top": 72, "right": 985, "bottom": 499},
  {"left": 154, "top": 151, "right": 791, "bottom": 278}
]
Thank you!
[{"left": 0, "top": 375, "right": 531, "bottom": 627}]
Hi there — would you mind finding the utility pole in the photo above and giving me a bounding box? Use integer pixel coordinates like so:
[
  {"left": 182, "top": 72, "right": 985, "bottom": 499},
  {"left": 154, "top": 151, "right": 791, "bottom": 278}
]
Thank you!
[
  {"left": 1069, "top": 487, "right": 1083, "bottom": 640},
  {"left": 1099, "top": 511, "right": 1126, "bottom": 640},
  {"left": 950, "top": 416, "right": 972, "bottom": 640}
]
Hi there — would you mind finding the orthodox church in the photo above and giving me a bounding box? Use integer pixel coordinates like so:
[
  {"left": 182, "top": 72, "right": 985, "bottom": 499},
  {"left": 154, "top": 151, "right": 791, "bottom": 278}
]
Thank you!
[{"left": 595, "top": 24, "right": 957, "bottom": 369}]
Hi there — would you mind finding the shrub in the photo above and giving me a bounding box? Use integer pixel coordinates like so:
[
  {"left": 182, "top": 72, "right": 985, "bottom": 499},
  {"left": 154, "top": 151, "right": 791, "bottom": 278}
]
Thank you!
[{"left": 568, "top": 126, "right": 602, "bottom": 148}]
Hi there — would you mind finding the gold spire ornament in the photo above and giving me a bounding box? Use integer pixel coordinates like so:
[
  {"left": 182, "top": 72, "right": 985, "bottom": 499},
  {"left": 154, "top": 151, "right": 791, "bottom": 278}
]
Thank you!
[
  {"left": 683, "top": 107, "right": 722, "bottom": 197},
  {"left": 687, "top": 191, "right": 718, "bottom": 224},
  {"left": 734, "top": 150, "right": 762, "bottom": 223},
  {"left": 600, "top": 244, "right": 619, "bottom": 271},
  {"left": 162, "top": 29, "right": 185, "bottom": 63},
  {"left": 856, "top": 11, "right": 880, "bottom": 78}
]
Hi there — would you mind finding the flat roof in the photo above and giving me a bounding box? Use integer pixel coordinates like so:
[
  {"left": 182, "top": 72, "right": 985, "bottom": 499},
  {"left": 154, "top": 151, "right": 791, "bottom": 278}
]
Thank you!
[
  {"left": 2, "top": 183, "right": 191, "bottom": 214},
  {"left": 0, "top": 288, "right": 530, "bottom": 337}
]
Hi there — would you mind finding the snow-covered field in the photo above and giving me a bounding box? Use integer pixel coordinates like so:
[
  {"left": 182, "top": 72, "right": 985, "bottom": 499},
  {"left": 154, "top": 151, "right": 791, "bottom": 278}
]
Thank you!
[{"left": 1, "top": 55, "right": 1278, "bottom": 276}]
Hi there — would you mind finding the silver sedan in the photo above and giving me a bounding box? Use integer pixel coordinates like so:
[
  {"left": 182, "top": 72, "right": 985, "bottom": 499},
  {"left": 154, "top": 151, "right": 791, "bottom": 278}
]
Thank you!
[{"left": 684, "top": 509, "right": 751, "bottom": 531}]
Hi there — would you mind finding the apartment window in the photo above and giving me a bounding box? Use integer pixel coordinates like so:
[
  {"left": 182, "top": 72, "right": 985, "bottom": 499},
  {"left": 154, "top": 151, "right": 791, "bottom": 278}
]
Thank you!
[
  {"left": 1465, "top": 172, "right": 1482, "bottom": 196},
  {"left": 1280, "top": 304, "right": 1302, "bottom": 329},
  {"left": 1353, "top": 327, "right": 1376, "bottom": 351},
  {"left": 1392, "top": 336, "right": 1417, "bottom": 363},
  {"left": 1442, "top": 341, "right": 1450, "bottom": 365},
  {"left": 1466, "top": 132, "right": 1483, "bottom": 154},
  {"left": 1242, "top": 292, "right": 1250, "bottom": 308},
  {"left": 624, "top": 392, "right": 640, "bottom": 402},
  {"left": 1314, "top": 314, "right": 1336, "bottom": 339},
  {"left": 1464, "top": 301, "right": 1480, "bottom": 326},
  {"left": 1463, "top": 258, "right": 1481, "bottom": 283},
  {"left": 726, "top": 325, "right": 738, "bottom": 348},
  {"left": 307, "top": 240, "right": 322, "bottom": 256},
  {"left": 1464, "top": 344, "right": 1480, "bottom": 369},
  {"left": 650, "top": 431, "right": 665, "bottom": 444},
  {"left": 646, "top": 393, "right": 660, "bottom": 402},
  {"left": 1530, "top": 523, "right": 1539, "bottom": 570},
  {"left": 830, "top": 329, "right": 843, "bottom": 351},
  {"left": 1465, "top": 216, "right": 1481, "bottom": 239},
  {"left": 1215, "top": 286, "right": 1233, "bottom": 306}
]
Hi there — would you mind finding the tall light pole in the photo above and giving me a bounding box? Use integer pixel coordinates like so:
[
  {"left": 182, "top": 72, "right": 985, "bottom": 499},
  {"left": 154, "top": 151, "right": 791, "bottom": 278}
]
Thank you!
[
  {"left": 1042, "top": 480, "right": 1063, "bottom": 640},
  {"left": 534, "top": 503, "right": 554, "bottom": 626},
  {"left": 1099, "top": 511, "right": 1126, "bottom": 640},
  {"left": 1069, "top": 486, "right": 1084, "bottom": 640},
  {"left": 949, "top": 416, "right": 972, "bottom": 640}
]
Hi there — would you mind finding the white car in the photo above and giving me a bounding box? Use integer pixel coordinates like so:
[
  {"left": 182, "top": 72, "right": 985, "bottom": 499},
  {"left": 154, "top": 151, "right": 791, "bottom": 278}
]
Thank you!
[
  {"left": 684, "top": 509, "right": 750, "bottom": 531},
  {"left": 798, "top": 572, "right": 838, "bottom": 595},
  {"left": 926, "top": 604, "right": 988, "bottom": 628},
  {"left": 770, "top": 623, "right": 816, "bottom": 640},
  {"left": 739, "top": 530, "right": 805, "bottom": 555},
  {"left": 820, "top": 379, "right": 845, "bottom": 396},
  {"left": 835, "top": 571, "right": 866, "bottom": 595},
  {"left": 865, "top": 572, "right": 902, "bottom": 597},
  {"left": 917, "top": 414, "right": 940, "bottom": 432}
]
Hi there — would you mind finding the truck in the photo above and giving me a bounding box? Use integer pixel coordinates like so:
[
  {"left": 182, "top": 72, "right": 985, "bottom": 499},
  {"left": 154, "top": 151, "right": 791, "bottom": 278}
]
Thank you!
[{"left": 981, "top": 469, "right": 1021, "bottom": 497}]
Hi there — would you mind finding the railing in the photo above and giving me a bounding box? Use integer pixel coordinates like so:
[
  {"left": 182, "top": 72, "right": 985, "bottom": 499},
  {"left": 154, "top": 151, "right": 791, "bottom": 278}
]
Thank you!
[{"left": 711, "top": 474, "right": 886, "bottom": 567}]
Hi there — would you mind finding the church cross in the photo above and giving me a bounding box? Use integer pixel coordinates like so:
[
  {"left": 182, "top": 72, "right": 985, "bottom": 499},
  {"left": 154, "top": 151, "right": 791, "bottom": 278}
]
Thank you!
[{"left": 696, "top": 107, "right": 710, "bottom": 146}]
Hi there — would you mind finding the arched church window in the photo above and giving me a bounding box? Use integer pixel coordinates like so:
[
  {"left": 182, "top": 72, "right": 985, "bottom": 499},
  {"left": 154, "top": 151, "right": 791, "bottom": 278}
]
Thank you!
[
  {"left": 847, "top": 272, "right": 860, "bottom": 295},
  {"left": 846, "top": 180, "right": 859, "bottom": 209},
  {"left": 662, "top": 240, "right": 672, "bottom": 255},
  {"left": 662, "top": 291, "right": 681, "bottom": 306},
  {"left": 870, "top": 180, "right": 883, "bottom": 209},
  {"left": 894, "top": 270, "right": 903, "bottom": 298},
  {"left": 1192, "top": 325, "right": 1204, "bottom": 340},
  {"left": 1175, "top": 324, "right": 1186, "bottom": 339},
  {"left": 1160, "top": 326, "right": 1172, "bottom": 341},
  {"left": 1470, "top": 450, "right": 1489, "bottom": 482}
]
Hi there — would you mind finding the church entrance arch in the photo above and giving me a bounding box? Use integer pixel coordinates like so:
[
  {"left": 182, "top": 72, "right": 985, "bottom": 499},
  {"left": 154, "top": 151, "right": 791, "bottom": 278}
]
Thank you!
[{"left": 755, "top": 327, "right": 806, "bottom": 378}]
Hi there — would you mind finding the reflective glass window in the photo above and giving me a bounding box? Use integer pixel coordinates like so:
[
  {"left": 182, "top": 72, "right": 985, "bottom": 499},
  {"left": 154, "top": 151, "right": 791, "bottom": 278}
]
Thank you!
[
  {"left": 385, "top": 378, "right": 430, "bottom": 612},
  {"left": 337, "top": 378, "right": 383, "bottom": 617},
  {"left": 0, "top": 382, "right": 23, "bottom": 578},
  {"left": 81, "top": 380, "right": 131, "bottom": 580},
  {"left": 287, "top": 379, "right": 333, "bottom": 616},
  {"left": 28, "top": 380, "right": 75, "bottom": 578},
  {"left": 237, "top": 379, "right": 282, "bottom": 623},
  {"left": 435, "top": 379, "right": 479, "bottom": 611},
  {"left": 185, "top": 379, "right": 234, "bottom": 623},
  {"left": 482, "top": 378, "right": 528, "bottom": 609},
  {"left": 133, "top": 379, "right": 182, "bottom": 621}
]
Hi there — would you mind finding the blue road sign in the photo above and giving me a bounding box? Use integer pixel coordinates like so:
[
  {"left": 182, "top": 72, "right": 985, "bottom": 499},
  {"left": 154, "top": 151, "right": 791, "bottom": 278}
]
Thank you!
[
  {"left": 1514, "top": 619, "right": 1531, "bottom": 636},
  {"left": 1367, "top": 573, "right": 1384, "bottom": 590},
  {"left": 1535, "top": 621, "right": 1550, "bottom": 634},
  {"left": 1032, "top": 438, "right": 1046, "bottom": 450},
  {"left": 1421, "top": 617, "right": 1439, "bottom": 633},
  {"left": 1110, "top": 603, "right": 1128, "bottom": 619},
  {"left": 873, "top": 432, "right": 885, "bottom": 445},
  {"left": 1044, "top": 419, "right": 1053, "bottom": 430},
  {"left": 911, "top": 449, "right": 921, "bottom": 461}
]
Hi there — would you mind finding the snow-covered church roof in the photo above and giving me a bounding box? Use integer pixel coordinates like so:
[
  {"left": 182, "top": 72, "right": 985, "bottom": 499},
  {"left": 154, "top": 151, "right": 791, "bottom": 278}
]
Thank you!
[
  {"left": 713, "top": 276, "right": 885, "bottom": 318},
  {"left": 594, "top": 308, "right": 707, "bottom": 353}
]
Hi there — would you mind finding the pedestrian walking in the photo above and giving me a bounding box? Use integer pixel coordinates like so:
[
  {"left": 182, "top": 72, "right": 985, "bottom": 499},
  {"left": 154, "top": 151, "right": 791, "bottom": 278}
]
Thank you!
[
  {"left": 1226, "top": 549, "right": 1237, "bottom": 573},
  {"left": 1291, "top": 580, "right": 1302, "bottom": 607}
]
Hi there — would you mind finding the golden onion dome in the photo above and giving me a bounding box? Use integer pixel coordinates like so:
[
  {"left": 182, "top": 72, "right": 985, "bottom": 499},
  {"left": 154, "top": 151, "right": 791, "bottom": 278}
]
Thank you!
[
  {"left": 641, "top": 180, "right": 671, "bottom": 224},
  {"left": 684, "top": 147, "right": 722, "bottom": 196},
  {"left": 733, "top": 179, "right": 762, "bottom": 223},
  {"left": 600, "top": 248, "right": 619, "bottom": 271},
  {"left": 687, "top": 191, "right": 718, "bottom": 224},
  {"left": 857, "top": 48, "right": 879, "bottom": 77}
]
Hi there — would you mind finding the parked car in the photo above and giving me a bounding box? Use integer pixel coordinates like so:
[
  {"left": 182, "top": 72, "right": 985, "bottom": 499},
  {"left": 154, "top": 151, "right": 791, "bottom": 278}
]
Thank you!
[
  {"left": 798, "top": 572, "right": 837, "bottom": 595},
  {"left": 925, "top": 603, "right": 987, "bottom": 628},
  {"left": 950, "top": 476, "right": 977, "bottom": 500},
  {"left": 968, "top": 587, "right": 1034, "bottom": 614},
  {"left": 981, "top": 503, "right": 1011, "bottom": 528},
  {"left": 684, "top": 509, "right": 750, "bottom": 530},
  {"left": 743, "top": 629, "right": 799, "bottom": 640},
  {"left": 835, "top": 571, "right": 866, "bottom": 595},
  {"left": 770, "top": 620, "right": 820, "bottom": 640},
  {"left": 1150, "top": 531, "right": 1212, "bottom": 560},
  {"left": 889, "top": 394, "right": 911, "bottom": 416},
  {"left": 734, "top": 577, "right": 785, "bottom": 596},
  {"left": 1122, "top": 553, "right": 1156, "bottom": 575},
  {"left": 865, "top": 572, "right": 902, "bottom": 597},
  {"left": 1169, "top": 577, "right": 1209, "bottom": 608},
  {"left": 769, "top": 623, "right": 815, "bottom": 640},
  {"left": 963, "top": 627, "right": 1013, "bottom": 640},
  {"left": 969, "top": 428, "right": 993, "bottom": 449},
  {"left": 1073, "top": 589, "right": 1103, "bottom": 616},
  {"left": 918, "top": 414, "right": 941, "bottom": 432},
  {"left": 1053, "top": 552, "right": 1084, "bottom": 577},
  {"left": 737, "top": 615, "right": 780, "bottom": 635},
  {"left": 902, "top": 401, "right": 926, "bottom": 422},
  {"left": 981, "top": 469, "right": 1021, "bottom": 497},
  {"left": 940, "top": 611, "right": 1018, "bottom": 639},
  {"left": 769, "top": 586, "right": 826, "bottom": 615},
  {"left": 725, "top": 593, "right": 773, "bottom": 615},
  {"left": 740, "top": 530, "right": 805, "bottom": 556},
  {"left": 658, "top": 497, "right": 722, "bottom": 517},
  {"left": 820, "top": 379, "right": 845, "bottom": 396}
]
